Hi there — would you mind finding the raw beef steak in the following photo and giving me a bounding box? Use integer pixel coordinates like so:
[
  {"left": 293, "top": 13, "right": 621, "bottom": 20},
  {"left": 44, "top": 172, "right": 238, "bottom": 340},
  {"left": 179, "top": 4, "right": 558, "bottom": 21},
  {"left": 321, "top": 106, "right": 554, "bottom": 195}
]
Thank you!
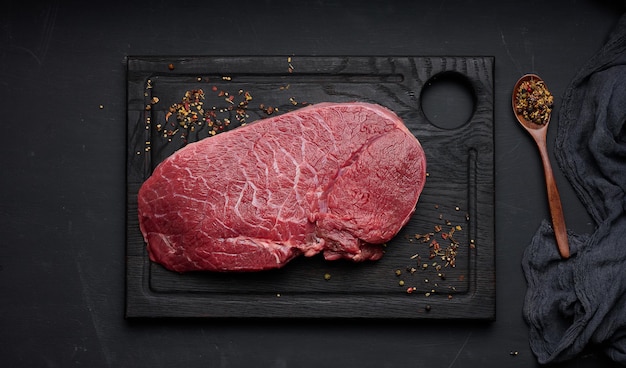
[{"left": 138, "top": 102, "right": 427, "bottom": 272}]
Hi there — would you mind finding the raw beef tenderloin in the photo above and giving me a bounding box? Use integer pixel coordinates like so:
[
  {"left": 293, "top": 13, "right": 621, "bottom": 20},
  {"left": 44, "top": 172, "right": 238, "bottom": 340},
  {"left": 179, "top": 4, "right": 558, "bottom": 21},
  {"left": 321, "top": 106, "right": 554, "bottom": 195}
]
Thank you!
[{"left": 138, "top": 102, "right": 427, "bottom": 272}]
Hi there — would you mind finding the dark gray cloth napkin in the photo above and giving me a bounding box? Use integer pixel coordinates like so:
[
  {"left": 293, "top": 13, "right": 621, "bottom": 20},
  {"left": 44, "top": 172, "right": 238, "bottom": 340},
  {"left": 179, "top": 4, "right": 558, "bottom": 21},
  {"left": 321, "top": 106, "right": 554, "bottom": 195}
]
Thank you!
[{"left": 522, "top": 13, "right": 626, "bottom": 365}]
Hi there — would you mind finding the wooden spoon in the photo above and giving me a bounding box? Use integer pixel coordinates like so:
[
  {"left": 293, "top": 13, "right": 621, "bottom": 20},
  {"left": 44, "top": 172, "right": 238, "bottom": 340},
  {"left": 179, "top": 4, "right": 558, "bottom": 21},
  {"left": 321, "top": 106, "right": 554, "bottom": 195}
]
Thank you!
[{"left": 512, "top": 74, "right": 570, "bottom": 259}]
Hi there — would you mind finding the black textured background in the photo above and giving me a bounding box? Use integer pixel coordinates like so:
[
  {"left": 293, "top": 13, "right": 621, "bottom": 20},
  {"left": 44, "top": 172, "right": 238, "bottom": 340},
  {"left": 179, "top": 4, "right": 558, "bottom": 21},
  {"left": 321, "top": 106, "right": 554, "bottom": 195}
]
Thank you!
[{"left": 1, "top": 1, "right": 623, "bottom": 367}]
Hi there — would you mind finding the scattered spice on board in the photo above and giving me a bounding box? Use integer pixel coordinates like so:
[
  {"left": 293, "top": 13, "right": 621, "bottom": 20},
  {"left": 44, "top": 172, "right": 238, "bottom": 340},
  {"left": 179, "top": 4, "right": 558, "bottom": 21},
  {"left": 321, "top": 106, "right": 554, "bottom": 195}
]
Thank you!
[
  {"left": 158, "top": 86, "right": 257, "bottom": 142},
  {"left": 393, "top": 203, "right": 473, "bottom": 300},
  {"left": 412, "top": 208, "right": 466, "bottom": 268},
  {"left": 144, "top": 66, "right": 313, "bottom": 152},
  {"left": 514, "top": 77, "right": 554, "bottom": 125},
  {"left": 259, "top": 104, "right": 276, "bottom": 115},
  {"left": 154, "top": 84, "right": 311, "bottom": 146},
  {"left": 287, "top": 56, "right": 295, "bottom": 73},
  {"left": 144, "top": 57, "right": 316, "bottom": 149}
]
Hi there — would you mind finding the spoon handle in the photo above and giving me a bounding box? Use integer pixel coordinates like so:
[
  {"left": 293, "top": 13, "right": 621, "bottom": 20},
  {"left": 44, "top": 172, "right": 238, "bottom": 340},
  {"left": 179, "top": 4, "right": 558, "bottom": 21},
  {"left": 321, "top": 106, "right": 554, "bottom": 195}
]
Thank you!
[{"left": 536, "top": 141, "right": 570, "bottom": 258}]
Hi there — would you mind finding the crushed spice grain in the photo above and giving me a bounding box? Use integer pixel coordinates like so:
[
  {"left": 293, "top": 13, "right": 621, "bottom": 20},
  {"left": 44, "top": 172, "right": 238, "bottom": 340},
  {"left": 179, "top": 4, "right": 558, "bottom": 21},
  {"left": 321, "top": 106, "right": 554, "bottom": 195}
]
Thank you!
[{"left": 514, "top": 78, "right": 554, "bottom": 125}]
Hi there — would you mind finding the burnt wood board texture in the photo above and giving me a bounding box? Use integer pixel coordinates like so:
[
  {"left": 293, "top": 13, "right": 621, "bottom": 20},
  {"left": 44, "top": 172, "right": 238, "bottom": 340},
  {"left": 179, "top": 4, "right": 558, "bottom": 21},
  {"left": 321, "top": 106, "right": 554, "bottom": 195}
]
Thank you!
[{"left": 126, "top": 56, "right": 495, "bottom": 319}]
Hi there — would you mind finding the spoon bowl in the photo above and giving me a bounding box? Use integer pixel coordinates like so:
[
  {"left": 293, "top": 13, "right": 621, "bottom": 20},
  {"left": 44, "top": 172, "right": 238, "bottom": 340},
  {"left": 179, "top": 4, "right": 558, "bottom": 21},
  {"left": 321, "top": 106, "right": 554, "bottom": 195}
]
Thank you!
[
  {"left": 512, "top": 74, "right": 570, "bottom": 259},
  {"left": 512, "top": 74, "right": 553, "bottom": 131}
]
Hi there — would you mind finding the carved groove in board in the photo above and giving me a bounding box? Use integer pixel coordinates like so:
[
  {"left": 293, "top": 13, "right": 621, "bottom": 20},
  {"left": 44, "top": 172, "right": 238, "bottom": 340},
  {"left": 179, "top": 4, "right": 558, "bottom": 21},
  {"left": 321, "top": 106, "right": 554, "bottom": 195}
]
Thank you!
[
  {"left": 148, "top": 73, "right": 406, "bottom": 84},
  {"left": 468, "top": 147, "right": 478, "bottom": 297}
]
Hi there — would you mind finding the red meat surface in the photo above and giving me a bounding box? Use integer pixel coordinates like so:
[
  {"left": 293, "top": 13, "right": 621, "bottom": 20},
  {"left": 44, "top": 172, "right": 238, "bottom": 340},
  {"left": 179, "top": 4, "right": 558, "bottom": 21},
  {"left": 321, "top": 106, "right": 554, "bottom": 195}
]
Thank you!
[{"left": 138, "top": 102, "right": 427, "bottom": 272}]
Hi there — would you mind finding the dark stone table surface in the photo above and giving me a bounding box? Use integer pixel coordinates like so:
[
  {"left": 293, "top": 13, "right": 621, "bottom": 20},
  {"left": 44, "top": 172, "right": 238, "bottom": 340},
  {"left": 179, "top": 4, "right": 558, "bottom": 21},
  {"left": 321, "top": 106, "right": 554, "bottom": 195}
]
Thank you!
[{"left": 1, "top": 1, "right": 624, "bottom": 367}]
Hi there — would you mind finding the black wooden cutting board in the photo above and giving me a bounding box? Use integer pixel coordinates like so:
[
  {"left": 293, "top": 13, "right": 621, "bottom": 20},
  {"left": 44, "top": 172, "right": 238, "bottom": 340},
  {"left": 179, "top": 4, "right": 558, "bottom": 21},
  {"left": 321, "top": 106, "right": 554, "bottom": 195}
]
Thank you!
[{"left": 126, "top": 55, "right": 494, "bottom": 319}]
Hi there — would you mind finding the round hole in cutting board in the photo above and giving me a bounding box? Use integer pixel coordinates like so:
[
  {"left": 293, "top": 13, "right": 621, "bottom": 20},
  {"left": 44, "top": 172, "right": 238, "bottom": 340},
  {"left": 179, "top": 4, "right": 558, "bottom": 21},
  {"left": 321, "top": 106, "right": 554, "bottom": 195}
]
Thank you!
[{"left": 420, "top": 72, "right": 476, "bottom": 130}]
